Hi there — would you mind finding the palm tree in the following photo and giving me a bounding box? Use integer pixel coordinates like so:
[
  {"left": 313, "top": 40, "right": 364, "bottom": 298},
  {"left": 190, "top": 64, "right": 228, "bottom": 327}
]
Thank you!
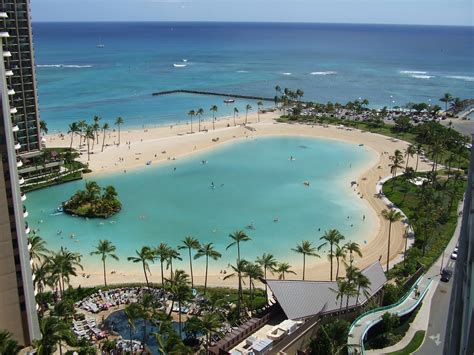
[
  {"left": 275, "top": 262, "right": 296, "bottom": 280},
  {"left": 114, "top": 116, "right": 124, "bottom": 146},
  {"left": 318, "top": 229, "right": 344, "bottom": 281},
  {"left": 67, "top": 121, "right": 79, "bottom": 149},
  {"left": 188, "top": 109, "right": 195, "bottom": 132},
  {"left": 226, "top": 230, "right": 251, "bottom": 263},
  {"left": 93, "top": 115, "right": 101, "bottom": 144},
  {"left": 344, "top": 241, "right": 362, "bottom": 267},
  {"left": 274, "top": 85, "right": 281, "bottom": 100},
  {"left": 210, "top": 105, "right": 218, "bottom": 130},
  {"left": 244, "top": 262, "right": 263, "bottom": 313},
  {"left": 90, "top": 239, "right": 119, "bottom": 286},
  {"left": 224, "top": 259, "right": 248, "bottom": 315},
  {"left": 127, "top": 246, "right": 155, "bottom": 287},
  {"left": 178, "top": 236, "right": 200, "bottom": 289},
  {"left": 33, "top": 262, "right": 51, "bottom": 295},
  {"left": 0, "top": 330, "right": 21, "bottom": 354},
  {"left": 404, "top": 144, "right": 416, "bottom": 170},
  {"left": 334, "top": 245, "right": 347, "bottom": 280},
  {"left": 257, "top": 101, "right": 263, "bottom": 122},
  {"left": 414, "top": 143, "right": 423, "bottom": 172},
  {"left": 199, "top": 312, "right": 223, "bottom": 354},
  {"left": 156, "top": 243, "right": 171, "bottom": 289},
  {"left": 194, "top": 243, "right": 222, "bottom": 295},
  {"left": 77, "top": 119, "right": 87, "bottom": 147},
  {"left": 84, "top": 125, "right": 94, "bottom": 161},
  {"left": 354, "top": 271, "right": 371, "bottom": 305},
  {"left": 245, "top": 104, "right": 252, "bottom": 124},
  {"left": 292, "top": 240, "right": 319, "bottom": 280},
  {"left": 389, "top": 149, "right": 405, "bottom": 177},
  {"left": 50, "top": 247, "right": 83, "bottom": 296},
  {"left": 382, "top": 209, "right": 403, "bottom": 273},
  {"left": 101, "top": 122, "right": 109, "bottom": 152},
  {"left": 35, "top": 316, "right": 74, "bottom": 355},
  {"left": 124, "top": 303, "right": 142, "bottom": 352},
  {"left": 439, "top": 92, "right": 453, "bottom": 112},
  {"left": 331, "top": 279, "right": 350, "bottom": 309},
  {"left": 166, "top": 269, "right": 191, "bottom": 338},
  {"left": 166, "top": 247, "right": 182, "bottom": 276},
  {"left": 233, "top": 107, "right": 238, "bottom": 126},
  {"left": 197, "top": 108, "right": 204, "bottom": 132},
  {"left": 27, "top": 232, "right": 48, "bottom": 262},
  {"left": 256, "top": 253, "right": 277, "bottom": 302}
]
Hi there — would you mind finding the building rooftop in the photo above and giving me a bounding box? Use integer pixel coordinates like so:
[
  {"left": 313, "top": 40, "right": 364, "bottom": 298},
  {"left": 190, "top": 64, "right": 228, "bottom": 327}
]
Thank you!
[{"left": 265, "top": 261, "right": 387, "bottom": 320}]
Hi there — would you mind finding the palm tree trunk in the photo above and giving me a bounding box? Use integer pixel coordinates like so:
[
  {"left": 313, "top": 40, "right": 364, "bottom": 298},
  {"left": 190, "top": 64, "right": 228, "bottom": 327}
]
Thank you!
[
  {"left": 191, "top": 117, "right": 193, "bottom": 132},
  {"left": 416, "top": 154, "right": 419, "bottom": 172},
  {"left": 264, "top": 268, "right": 268, "bottom": 303},
  {"left": 101, "top": 130, "right": 106, "bottom": 152},
  {"left": 168, "top": 299, "right": 174, "bottom": 317},
  {"left": 237, "top": 242, "right": 241, "bottom": 263},
  {"left": 238, "top": 273, "right": 242, "bottom": 315},
  {"left": 336, "top": 258, "right": 340, "bottom": 280},
  {"left": 118, "top": 125, "right": 121, "bottom": 145},
  {"left": 59, "top": 341, "right": 63, "bottom": 355},
  {"left": 249, "top": 277, "right": 253, "bottom": 314},
  {"left": 188, "top": 248, "right": 194, "bottom": 289},
  {"left": 356, "top": 285, "right": 361, "bottom": 305},
  {"left": 302, "top": 253, "right": 306, "bottom": 280},
  {"left": 386, "top": 223, "right": 392, "bottom": 273},
  {"left": 103, "top": 258, "right": 107, "bottom": 286},
  {"left": 199, "top": 116, "right": 201, "bottom": 132},
  {"left": 233, "top": 112, "right": 236, "bottom": 126},
  {"left": 213, "top": 114, "right": 215, "bottom": 130},
  {"left": 129, "top": 325, "right": 133, "bottom": 354},
  {"left": 69, "top": 134, "right": 73, "bottom": 149},
  {"left": 204, "top": 256, "right": 209, "bottom": 295},
  {"left": 178, "top": 300, "right": 182, "bottom": 338},
  {"left": 143, "top": 262, "right": 149, "bottom": 288},
  {"left": 330, "top": 243, "right": 333, "bottom": 281},
  {"left": 87, "top": 138, "right": 90, "bottom": 161}
]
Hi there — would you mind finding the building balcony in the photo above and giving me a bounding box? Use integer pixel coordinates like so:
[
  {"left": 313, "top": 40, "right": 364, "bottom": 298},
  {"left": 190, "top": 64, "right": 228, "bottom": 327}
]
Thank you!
[
  {"left": 3, "top": 51, "right": 11, "bottom": 57},
  {"left": 0, "top": 12, "right": 8, "bottom": 18},
  {"left": 19, "top": 176, "right": 25, "bottom": 185},
  {"left": 16, "top": 159, "right": 23, "bottom": 168},
  {"left": 8, "top": 88, "right": 15, "bottom": 95},
  {"left": 21, "top": 192, "right": 26, "bottom": 201},
  {"left": 14, "top": 142, "right": 21, "bottom": 150},
  {"left": 10, "top": 107, "right": 17, "bottom": 114},
  {"left": 25, "top": 222, "right": 30, "bottom": 234},
  {"left": 0, "top": 31, "right": 9, "bottom": 38},
  {"left": 5, "top": 70, "right": 13, "bottom": 76},
  {"left": 23, "top": 206, "right": 28, "bottom": 218},
  {"left": 12, "top": 124, "right": 19, "bottom": 132}
]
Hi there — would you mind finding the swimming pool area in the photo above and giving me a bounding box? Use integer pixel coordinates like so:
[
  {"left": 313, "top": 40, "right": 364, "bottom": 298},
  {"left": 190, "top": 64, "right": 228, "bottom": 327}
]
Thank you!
[{"left": 27, "top": 136, "right": 377, "bottom": 272}]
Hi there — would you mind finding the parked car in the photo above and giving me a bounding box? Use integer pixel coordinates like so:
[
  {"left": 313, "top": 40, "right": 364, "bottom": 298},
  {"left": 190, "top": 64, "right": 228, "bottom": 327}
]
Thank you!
[
  {"left": 451, "top": 247, "right": 459, "bottom": 260},
  {"left": 441, "top": 268, "right": 453, "bottom": 282}
]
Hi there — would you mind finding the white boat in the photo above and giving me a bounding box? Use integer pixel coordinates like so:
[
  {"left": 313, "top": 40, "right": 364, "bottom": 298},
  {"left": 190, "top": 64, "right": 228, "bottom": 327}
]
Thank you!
[
  {"left": 173, "top": 63, "right": 186, "bottom": 68},
  {"left": 182, "top": 59, "right": 188, "bottom": 62},
  {"left": 224, "top": 99, "right": 235, "bottom": 104}
]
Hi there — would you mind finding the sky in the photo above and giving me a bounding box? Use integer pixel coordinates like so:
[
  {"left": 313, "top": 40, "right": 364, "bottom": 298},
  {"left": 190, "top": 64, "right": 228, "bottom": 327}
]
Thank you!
[{"left": 32, "top": 0, "right": 473, "bottom": 26}]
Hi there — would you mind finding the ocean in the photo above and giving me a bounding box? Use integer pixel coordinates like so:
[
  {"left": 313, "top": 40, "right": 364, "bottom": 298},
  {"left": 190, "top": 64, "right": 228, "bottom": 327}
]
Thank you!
[{"left": 33, "top": 22, "right": 474, "bottom": 131}]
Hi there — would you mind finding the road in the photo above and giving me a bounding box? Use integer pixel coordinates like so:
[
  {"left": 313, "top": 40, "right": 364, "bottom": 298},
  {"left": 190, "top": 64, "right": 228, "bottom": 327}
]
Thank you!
[
  {"left": 414, "top": 204, "right": 461, "bottom": 354},
  {"left": 415, "top": 257, "right": 456, "bottom": 354}
]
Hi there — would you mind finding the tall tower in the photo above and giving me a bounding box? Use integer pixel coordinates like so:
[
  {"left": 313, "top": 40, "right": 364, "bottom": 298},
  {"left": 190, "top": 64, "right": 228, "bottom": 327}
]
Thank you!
[{"left": 0, "top": 0, "right": 41, "bottom": 346}]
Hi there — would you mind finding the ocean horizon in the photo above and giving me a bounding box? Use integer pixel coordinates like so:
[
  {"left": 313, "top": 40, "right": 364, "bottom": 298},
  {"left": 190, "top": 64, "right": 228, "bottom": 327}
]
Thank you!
[{"left": 33, "top": 21, "right": 474, "bottom": 131}]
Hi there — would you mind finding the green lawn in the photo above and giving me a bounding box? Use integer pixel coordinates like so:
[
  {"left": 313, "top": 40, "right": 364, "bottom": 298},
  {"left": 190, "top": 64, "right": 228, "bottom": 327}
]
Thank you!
[{"left": 387, "top": 330, "right": 425, "bottom": 354}]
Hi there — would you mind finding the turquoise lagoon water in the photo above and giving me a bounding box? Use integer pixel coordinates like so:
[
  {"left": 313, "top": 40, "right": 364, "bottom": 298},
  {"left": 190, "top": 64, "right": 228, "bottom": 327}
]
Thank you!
[{"left": 27, "top": 136, "right": 376, "bottom": 271}]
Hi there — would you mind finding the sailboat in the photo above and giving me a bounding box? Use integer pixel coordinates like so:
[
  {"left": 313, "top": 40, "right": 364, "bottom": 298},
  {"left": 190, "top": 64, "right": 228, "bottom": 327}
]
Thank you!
[{"left": 96, "top": 37, "right": 105, "bottom": 48}]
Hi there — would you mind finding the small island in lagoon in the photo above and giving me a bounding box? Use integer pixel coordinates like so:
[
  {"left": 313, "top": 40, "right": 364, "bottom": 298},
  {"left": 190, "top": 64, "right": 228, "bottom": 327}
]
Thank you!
[{"left": 63, "top": 181, "right": 121, "bottom": 218}]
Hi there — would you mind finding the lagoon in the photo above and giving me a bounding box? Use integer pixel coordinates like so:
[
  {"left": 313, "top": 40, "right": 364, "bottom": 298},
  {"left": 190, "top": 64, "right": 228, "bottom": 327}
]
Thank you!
[{"left": 27, "top": 136, "right": 376, "bottom": 271}]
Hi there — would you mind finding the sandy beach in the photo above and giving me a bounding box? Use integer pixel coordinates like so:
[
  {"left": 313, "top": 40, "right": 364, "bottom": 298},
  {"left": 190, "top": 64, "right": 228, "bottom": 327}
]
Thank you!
[{"left": 44, "top": 111, "right": 432, "bottom": 288}]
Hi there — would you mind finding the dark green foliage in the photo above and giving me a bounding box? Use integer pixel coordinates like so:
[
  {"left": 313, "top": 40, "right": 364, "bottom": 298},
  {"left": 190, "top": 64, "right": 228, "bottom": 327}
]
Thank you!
[
  {"left": 382, "top": 284, "right": 403, "bottom": 306},
  {"left": 64, "top": 181, "right": 121, "bottom": 218},
  {"left": 0, "top": 330, "right": 21, "bottom": 354},
  {"left": 308, "top": 319, "right": 350, "bottom": 355}
]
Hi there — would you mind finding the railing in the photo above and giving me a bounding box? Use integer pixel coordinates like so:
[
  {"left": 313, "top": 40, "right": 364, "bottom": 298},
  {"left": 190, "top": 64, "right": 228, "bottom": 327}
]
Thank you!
[{"left": 348, "top": 275, "right": 432, "bottom": 354}]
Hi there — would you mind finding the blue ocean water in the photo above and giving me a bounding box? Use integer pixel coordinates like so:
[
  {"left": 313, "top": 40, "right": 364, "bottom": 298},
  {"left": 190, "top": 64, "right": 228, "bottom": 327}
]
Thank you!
[
  {"left": 33, "top": 22, "right": 474, "bottom": 131},
  {"left": 26, "top": 136, "right": 376, "bottom": 271}
]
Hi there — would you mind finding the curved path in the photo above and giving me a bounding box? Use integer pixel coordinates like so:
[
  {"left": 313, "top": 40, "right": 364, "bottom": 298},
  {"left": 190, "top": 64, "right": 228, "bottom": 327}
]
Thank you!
[{"left": 347, "top": 276, "right": 433, "bottom": 354}]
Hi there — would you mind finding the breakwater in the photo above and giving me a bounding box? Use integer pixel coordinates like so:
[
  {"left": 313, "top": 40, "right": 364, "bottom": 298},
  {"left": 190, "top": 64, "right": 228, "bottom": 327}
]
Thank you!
[{"left": 151, "top": 89, "right": 274, "bottom": 102}]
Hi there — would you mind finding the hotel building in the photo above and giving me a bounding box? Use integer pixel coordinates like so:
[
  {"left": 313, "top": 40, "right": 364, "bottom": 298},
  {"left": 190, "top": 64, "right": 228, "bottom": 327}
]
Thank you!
[{"left": 0, "top": 0, "right": 42, "bottom": 345}]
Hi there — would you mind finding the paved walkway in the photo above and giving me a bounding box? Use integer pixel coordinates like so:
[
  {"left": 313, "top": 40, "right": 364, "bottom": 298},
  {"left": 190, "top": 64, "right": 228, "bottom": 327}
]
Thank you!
[{"left": 347, "top": 276, "right": 433, "bottom": 354}]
